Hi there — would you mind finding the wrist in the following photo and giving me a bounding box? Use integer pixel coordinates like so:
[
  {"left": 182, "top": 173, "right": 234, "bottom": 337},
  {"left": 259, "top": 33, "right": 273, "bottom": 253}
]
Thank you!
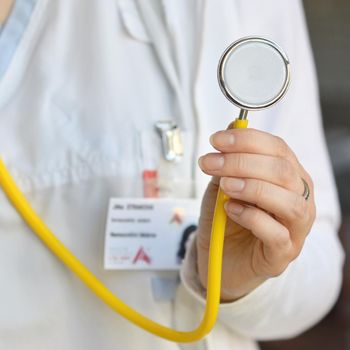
[
  {"left": 196, "top": 236, "right": 267, "bottom": 302},
  {"left": 219, "top": 276, "right": 267, "bottom": 302}
]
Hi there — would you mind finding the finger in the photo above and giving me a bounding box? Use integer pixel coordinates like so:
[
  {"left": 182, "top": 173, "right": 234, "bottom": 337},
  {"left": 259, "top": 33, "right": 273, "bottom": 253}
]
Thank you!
[
  {"left": 210, "top": 128, "right": 298, "bottom": 164},
  {"left": 198, "top": 152, "right": 305, "bottom": 193},
  {"left": 220, "top": 177, "right": 310, "bottom": 227},
  {"left": 224, "top": 201, "right": 296, "bottom": 267}
]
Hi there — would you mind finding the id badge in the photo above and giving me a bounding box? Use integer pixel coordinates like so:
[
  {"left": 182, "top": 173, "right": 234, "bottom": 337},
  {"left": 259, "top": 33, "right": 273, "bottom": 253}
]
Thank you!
[{"left": 104, "top": 198, "right": 200, "bottom": 270}]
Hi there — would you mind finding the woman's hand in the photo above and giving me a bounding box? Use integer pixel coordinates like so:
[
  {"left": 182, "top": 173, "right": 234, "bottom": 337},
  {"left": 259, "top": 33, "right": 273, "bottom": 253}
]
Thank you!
[{"left": 196, "top": 128, "right": 316, "bottom": 302}]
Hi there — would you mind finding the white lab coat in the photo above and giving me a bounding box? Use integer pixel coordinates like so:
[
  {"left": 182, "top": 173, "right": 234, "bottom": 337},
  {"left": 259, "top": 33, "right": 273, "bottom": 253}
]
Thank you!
[{"left": 0, "top": 0, "right": 344, "bottom": 349}]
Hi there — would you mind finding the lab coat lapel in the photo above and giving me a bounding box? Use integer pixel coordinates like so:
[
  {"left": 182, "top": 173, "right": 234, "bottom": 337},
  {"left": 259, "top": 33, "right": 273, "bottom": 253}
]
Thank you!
[
  {"left": 137, "top": 1, "right": 195, "bottom": 131},
  {"left": 136, "top": 1, "right": 180, "bottom": 94}
]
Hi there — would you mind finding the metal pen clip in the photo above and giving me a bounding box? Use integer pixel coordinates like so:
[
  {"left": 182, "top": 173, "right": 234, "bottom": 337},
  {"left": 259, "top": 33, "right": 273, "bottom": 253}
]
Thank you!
[{"left": 155, "top": 121, "right": 184, "bottom": 163}]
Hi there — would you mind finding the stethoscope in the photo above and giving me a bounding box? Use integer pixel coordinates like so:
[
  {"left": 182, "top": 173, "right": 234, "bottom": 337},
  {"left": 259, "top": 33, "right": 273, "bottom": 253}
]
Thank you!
[{"left": 0, "top": 36, "right": 290, "bottom": 343}]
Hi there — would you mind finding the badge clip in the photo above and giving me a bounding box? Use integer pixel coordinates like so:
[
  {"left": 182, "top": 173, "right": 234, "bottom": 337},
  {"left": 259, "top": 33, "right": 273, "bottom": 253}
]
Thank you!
[{"left": 155, "top": 121, "right": 184, "bottom": 163}]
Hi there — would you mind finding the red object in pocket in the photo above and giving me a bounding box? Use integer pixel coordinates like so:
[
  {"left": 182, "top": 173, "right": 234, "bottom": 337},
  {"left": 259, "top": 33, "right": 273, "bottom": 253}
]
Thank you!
[{"left": 143, "top": 170, "right": 159, "bottom": 198}]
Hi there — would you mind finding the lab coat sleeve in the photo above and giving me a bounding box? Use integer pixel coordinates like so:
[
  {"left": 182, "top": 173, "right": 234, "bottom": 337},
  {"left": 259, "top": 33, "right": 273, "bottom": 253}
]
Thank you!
[{"left": 180, "top": 0, "right": 345, "bottom": 340}]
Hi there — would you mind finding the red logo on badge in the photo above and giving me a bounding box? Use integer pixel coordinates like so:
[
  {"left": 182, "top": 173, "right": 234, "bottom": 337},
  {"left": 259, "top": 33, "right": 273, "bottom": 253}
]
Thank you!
[
  {"left": 170, "top": 208, "right": 184, "bottom": 225},
  {"left": 132, "top": 246, "right": 151, "bottom": 264}
]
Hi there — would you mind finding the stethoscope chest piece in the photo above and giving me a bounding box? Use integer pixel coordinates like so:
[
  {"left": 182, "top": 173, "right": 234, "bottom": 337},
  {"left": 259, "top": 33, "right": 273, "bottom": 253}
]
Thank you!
[{"left": 218, "top": 37, "right": 291, "bottom": 116}]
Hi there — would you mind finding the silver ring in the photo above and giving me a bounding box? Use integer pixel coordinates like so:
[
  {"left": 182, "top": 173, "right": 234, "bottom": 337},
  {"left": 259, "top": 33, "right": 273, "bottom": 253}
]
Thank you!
[{"left": 301, "top": 178, "right": 310, "bottom": 201}]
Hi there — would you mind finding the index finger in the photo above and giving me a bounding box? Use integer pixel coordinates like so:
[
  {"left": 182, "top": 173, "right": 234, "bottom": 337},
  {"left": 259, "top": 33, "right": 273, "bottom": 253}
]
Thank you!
[{"left": 210, "top": 128, "right": 298, "bottom": 164}]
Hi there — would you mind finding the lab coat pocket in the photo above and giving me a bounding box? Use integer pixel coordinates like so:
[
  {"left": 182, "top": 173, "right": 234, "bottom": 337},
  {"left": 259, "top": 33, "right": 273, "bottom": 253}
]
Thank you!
[{"left": 139, "top": 128, "right": 196, "bottom": 199}]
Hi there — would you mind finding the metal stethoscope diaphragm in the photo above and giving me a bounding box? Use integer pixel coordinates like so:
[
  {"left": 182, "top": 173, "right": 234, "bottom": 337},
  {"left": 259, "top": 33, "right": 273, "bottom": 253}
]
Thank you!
[{"left": 218, "top": 36, "right": 291, "bottom": 119}]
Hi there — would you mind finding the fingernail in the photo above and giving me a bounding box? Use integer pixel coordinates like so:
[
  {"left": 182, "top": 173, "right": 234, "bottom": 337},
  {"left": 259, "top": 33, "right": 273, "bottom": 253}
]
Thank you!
[
  {"left": 221, "top": 178, "right": 245, "bottom": 192},
  {"left": 225, "top": 202, "right": 244, "bottom": 215},
  {"left": 210, "top": 132, "right": 235, "bottom": 147},
  {"left": 199, "top": 154, "right": 224, "bottom": 170}
]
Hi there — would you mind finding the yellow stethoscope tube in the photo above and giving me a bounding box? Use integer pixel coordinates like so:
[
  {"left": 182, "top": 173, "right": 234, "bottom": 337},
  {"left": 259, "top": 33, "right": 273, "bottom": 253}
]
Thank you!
[{"left": 0, "top": 118, "right": 248, "bottom": 343}]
